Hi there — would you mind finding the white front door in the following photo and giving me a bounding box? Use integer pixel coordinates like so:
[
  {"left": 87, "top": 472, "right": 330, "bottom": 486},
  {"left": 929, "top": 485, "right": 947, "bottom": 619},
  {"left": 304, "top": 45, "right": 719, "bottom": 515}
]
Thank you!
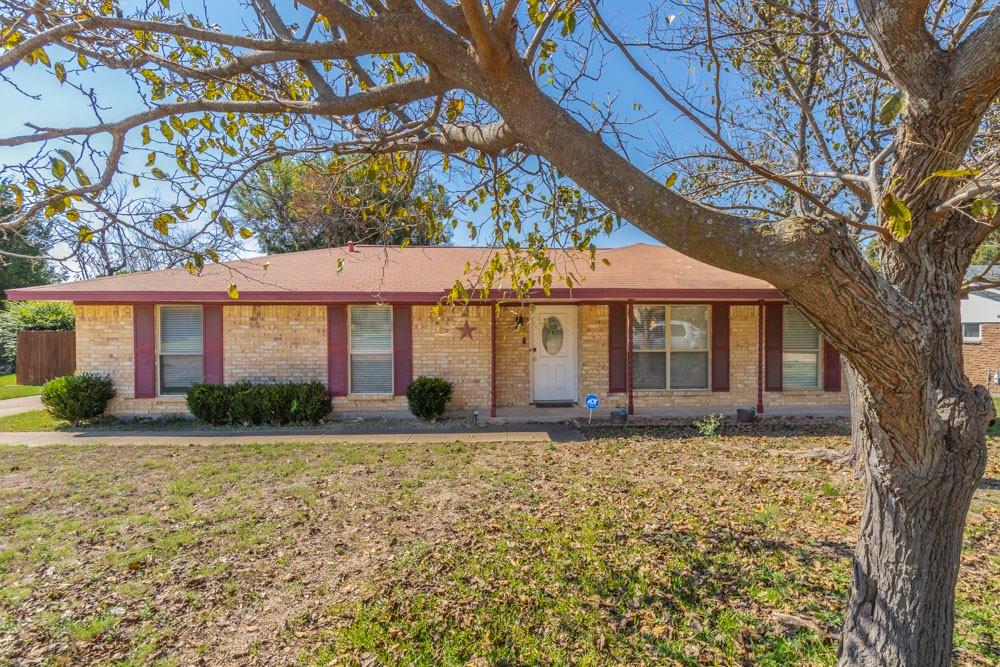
[{"left": 531, "top": 306, "right": 578, "bottom": 402}]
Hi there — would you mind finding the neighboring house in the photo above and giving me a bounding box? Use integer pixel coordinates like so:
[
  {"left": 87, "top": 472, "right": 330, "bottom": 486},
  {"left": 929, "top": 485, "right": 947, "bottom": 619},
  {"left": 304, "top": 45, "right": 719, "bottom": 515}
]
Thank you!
[
  {"left": 962, "top": 265, "right": 1000, "bottom": 391},
  {"left": 7, "top": 244, "right": 847, "bottom": 419}
]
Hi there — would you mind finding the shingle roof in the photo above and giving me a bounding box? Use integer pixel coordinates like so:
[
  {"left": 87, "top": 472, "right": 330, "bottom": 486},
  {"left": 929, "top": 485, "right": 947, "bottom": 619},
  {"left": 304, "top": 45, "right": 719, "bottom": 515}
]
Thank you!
[{"left": 7, "top": 243, "right": 780, "bottom": 303}]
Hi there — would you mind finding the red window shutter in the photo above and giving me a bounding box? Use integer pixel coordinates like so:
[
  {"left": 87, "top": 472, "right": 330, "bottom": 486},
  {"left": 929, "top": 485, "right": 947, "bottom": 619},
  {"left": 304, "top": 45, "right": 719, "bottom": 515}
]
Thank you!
[
  {"left": 393, "top": 305, "right": 413, "bottom": 396},
  {"left": 327, "top": 305, "right": 348, "bottom": 397},
  {"left": 711, "top": 304, "right": 730, "bottom": 392},
  {"left": 133, "top": 304, "right": 156, "bottom": 398},
  {"left": 764, "top": 304, "right": 783, "bottom": 392},
  {"left": 608, "top": 303, "right": 627, "bottom": 393},
  {"left": 202, "top": 304, "right": 224, "bottom": 384},
  {"left": 823, "top": 340, "right": 842, "bottom": 392}
]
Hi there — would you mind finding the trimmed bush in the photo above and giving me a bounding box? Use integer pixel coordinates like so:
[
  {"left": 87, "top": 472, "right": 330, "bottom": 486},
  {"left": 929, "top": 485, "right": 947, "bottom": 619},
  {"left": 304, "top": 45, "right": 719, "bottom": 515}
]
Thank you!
[
  {"left": 41, "top": 373, "right": 115, "bottom": 424},
  {"left": 186, "top": 383, "right": 233, "bottom": 425},
  {"left": 290, "top": 382, "right": 332, "bottom": 424},
  {"left": 186, "top": 381, "right": 330, "bottom": 426},
  {"left": 406, "top": 376, "right": 453, "bottom": 421}
]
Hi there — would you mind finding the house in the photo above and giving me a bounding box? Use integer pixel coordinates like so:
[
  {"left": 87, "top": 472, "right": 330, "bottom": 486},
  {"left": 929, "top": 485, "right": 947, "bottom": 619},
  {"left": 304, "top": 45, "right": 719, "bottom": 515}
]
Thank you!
[
  {"left": 7, "top": 244, "right": 848, "bottom": 420},
  {"left": 962, "top": 265, "right": 1000, "bottom": 391}
]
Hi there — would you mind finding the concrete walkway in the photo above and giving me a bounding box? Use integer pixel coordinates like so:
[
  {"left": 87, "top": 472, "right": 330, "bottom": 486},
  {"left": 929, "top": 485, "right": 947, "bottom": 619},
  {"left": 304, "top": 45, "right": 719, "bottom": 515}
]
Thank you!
[
  {"left": 0, "top": 395, "right": 42, "bottom": 417},
  {"left": 0, "top": 424, "right": 584, "bottom": 447}
]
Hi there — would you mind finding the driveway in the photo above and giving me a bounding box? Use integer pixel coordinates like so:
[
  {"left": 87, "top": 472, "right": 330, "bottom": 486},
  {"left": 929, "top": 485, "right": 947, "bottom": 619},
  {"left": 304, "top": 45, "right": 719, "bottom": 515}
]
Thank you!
[{"left": 0, "top": 395, "right": 42, "bottom": 417}]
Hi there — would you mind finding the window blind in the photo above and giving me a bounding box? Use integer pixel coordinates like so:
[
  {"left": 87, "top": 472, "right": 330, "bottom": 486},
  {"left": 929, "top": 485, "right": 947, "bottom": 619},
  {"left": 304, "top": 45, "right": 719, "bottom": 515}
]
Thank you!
[
  {"left": 782, "top": 306, "right": 819, "bottom": 389},
  {"left": 350, "top": 305, "right": 393, "bottom": 394},
  {"left": 633, "top": 306, "right": 666, "bottom": 389},
  {"left": 631, "top": 305, "right": 710, "bottom": 390},
  {"left": 159, "top": 305, "right": 203, "bottom": 394}
]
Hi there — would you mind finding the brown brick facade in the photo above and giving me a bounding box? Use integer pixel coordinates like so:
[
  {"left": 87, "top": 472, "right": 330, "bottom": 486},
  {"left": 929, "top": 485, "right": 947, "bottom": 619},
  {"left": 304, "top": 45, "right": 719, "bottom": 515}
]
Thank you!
[
  {"left": 963, "top": 323, "right": 1000, "bottom": 389},
  {"left": 77, "top": 302, "right": 847, "bottom": 418}
]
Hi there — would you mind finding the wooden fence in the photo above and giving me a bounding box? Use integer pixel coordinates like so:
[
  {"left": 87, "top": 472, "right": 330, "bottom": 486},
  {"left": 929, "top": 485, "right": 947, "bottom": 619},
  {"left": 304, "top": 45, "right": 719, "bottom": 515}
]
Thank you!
[{"left": 16, "top": 330, "right": 76, "bottom": 386}]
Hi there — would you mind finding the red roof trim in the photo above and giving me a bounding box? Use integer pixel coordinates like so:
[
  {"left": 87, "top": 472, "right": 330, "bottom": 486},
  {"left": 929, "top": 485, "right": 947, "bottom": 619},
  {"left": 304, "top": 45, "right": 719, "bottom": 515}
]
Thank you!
[{"left": 9, "top": 287, "right": 784, "bottom": 303}]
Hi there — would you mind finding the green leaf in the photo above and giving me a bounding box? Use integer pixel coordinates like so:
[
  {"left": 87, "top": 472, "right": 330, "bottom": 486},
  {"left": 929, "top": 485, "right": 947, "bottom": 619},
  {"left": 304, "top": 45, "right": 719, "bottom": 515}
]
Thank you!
[
  {"left": 879, "top": 91, "right": 906, "bottom": 124},
  {"left": 74, "top": 167, "right": 91, "bottom": 186},
  {"left": 918, "top": 168, "right": 982, "bottom": 187},
  {"left": 50, "top": 158, "right": 66, "bottom": 181},
  {"left": 971, "top": 197, "right": 998, "bottom": 220},
  {"left": 56, "top": 149, "right": 76, "bottom": 167},
  {"left": 227, "top": 283, "right": 240, "bottom": 300},
  {"left": 664, "top": 173, "right": 678, "bottom": 189},
  {"left": 238, "top": 227, "right": 254, "bottom": 239},
  {"left": 882, "top": 193, "right": 912, "bottom": 240},
  {"left": 77, "top": 226, "right": 94, "bottom": 243}
]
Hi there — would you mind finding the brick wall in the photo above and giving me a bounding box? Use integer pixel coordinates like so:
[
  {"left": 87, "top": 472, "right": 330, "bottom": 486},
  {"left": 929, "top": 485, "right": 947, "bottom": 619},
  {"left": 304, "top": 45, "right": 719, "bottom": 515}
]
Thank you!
[
  {"left": 223, "top": 305, "right": 327, "bottom": 384},
  {"left": 76, "top": 305, "right": 187, "bottom": 416},
  {"left": 963, "top": 323, "right": 1000, "bottom": 389},
  {"left": 77, "top": 301, "right": 847, "bottom": 419},
  {"left": 496, "top": 306, "right": 530, "bottom": 407},
  {"left": 412, "top": 305, "right": 492, "bottom": 413}
]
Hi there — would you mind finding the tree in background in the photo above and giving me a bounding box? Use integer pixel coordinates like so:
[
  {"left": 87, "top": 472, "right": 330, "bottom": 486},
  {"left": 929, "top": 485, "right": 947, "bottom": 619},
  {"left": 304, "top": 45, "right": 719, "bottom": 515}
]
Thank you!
[
  {"left": 0, "top": 301, "right": 75, "bottom": 369},
  {"left": 1, "top": 2, "right": 999, "bottom": 664},
  {"left": 47, "top": 184, "right": 243, "bottom": 279},
  {"left": 0, "top": 186, "right": 62, "bottom": 299},
  {"left": 234, "top": 156, "right": 452, "bottom": 253}
]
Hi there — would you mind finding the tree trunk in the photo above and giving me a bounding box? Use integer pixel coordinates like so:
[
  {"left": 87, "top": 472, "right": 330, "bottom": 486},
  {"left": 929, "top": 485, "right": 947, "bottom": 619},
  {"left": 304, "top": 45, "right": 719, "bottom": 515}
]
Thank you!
[{"left": 837, "top": 383, "right": 990, "bottom": 666}]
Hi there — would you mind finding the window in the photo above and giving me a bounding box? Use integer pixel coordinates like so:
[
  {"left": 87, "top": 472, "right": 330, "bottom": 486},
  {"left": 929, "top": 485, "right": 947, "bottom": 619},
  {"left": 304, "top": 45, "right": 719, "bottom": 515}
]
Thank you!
[
  {"left": 783, "top": 306, "right": 820, "bottom": 389},
  {"left": 963, "top": 322, "right": 982, "bottom": 343},
  {"left": 159, "top": 305, "right": 203, "bottom": 394},
  {"left": 350, "top": 305, "right": 393, "bottom": 394},
  {"left": 632, "top": 305, "right": 710, "bottom": 390}
]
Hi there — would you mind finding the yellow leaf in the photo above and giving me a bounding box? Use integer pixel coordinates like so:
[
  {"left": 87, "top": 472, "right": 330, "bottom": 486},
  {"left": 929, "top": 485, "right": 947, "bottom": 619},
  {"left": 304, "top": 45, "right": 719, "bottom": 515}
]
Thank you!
[
  {"left": 50, "top": 158, "right": 66, "bottom": 180},
  {"left": 66, "top": 208, "right": 80, "bottom": 222},
  {"left": 77, "top": 226, "right": 94, "bottom": 243},
  {"left": 227, "top": 284, "right": 239, "bottom": 300}
]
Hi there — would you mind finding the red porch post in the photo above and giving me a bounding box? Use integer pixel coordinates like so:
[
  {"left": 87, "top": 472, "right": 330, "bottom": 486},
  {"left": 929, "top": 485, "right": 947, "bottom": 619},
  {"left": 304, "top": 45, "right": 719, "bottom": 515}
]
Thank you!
[
  {"left": 626, "top": 299, "right": 634, "bottom": 415},
  {"left": 756, "top": 300, "right": 765, "bottom": 414},
  {"left": 490, "top": 305, "right": 497, "bottom": 418}
]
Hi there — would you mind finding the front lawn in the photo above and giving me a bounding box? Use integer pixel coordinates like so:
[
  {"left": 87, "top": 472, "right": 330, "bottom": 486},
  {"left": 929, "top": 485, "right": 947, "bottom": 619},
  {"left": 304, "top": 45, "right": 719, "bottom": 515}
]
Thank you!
[
  {"left": 0, "top": 432, "right": 996, "bottom": 665},
  {"left": 0, "top": 373, "right": 43, "bottom": 400},
  {"left": 0, "top": 409, "right": 64, "bottom": 431}
]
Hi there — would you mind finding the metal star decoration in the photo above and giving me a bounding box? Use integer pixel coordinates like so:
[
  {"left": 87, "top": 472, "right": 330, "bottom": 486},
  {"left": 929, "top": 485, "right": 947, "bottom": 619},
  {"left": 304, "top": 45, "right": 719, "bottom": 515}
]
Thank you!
[{"left": 455, "top": 318, "right": 477, "bottom": 340}]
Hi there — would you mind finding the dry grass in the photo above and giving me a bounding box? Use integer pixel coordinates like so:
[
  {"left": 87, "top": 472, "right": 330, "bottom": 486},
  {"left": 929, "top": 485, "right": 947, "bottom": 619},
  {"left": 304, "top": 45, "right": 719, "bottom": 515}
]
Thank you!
[{"left": 0, "top": 426, "right": 996, "bottom": 666}]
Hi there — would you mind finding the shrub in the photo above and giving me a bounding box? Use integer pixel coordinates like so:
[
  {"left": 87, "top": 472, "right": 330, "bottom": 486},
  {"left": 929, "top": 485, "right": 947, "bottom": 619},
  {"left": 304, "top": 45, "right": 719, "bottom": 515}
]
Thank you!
[
  {"left": 186, "top": 383, "right": 233, "bottom": 425},
  {"left": 227, "top": 381, "right": 259, "bottom": 426},
  {"left": 41, "top": 373, "right": 115, "bottom": 424},
  {"left": 694, "top": 413, "right": 724, "bottom": 438},
  {"left": 406, "top": 376, "right": 453, "bottom": 421},
  {"left": 290, "top": 382, "right": 332, "bottom": 424},
  {"left": 189, "top": 381, "right": 330, "bottom": 426},
  {"left": 0, "top": 301, "right": 75, "bottom": 368}
]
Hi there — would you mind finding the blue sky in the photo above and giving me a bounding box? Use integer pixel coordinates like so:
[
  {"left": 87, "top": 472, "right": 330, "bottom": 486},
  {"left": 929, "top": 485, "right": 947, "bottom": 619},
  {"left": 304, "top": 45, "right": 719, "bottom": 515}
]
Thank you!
[{"left": 0, "top": 2, "right": 704, "bottom": 257}]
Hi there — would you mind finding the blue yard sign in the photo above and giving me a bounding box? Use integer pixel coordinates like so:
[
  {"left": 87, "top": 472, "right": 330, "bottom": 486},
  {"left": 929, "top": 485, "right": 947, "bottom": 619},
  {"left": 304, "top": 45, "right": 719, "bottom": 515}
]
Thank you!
[{"left": 584, "top": 393, "right": 600, "bottom": 423}]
